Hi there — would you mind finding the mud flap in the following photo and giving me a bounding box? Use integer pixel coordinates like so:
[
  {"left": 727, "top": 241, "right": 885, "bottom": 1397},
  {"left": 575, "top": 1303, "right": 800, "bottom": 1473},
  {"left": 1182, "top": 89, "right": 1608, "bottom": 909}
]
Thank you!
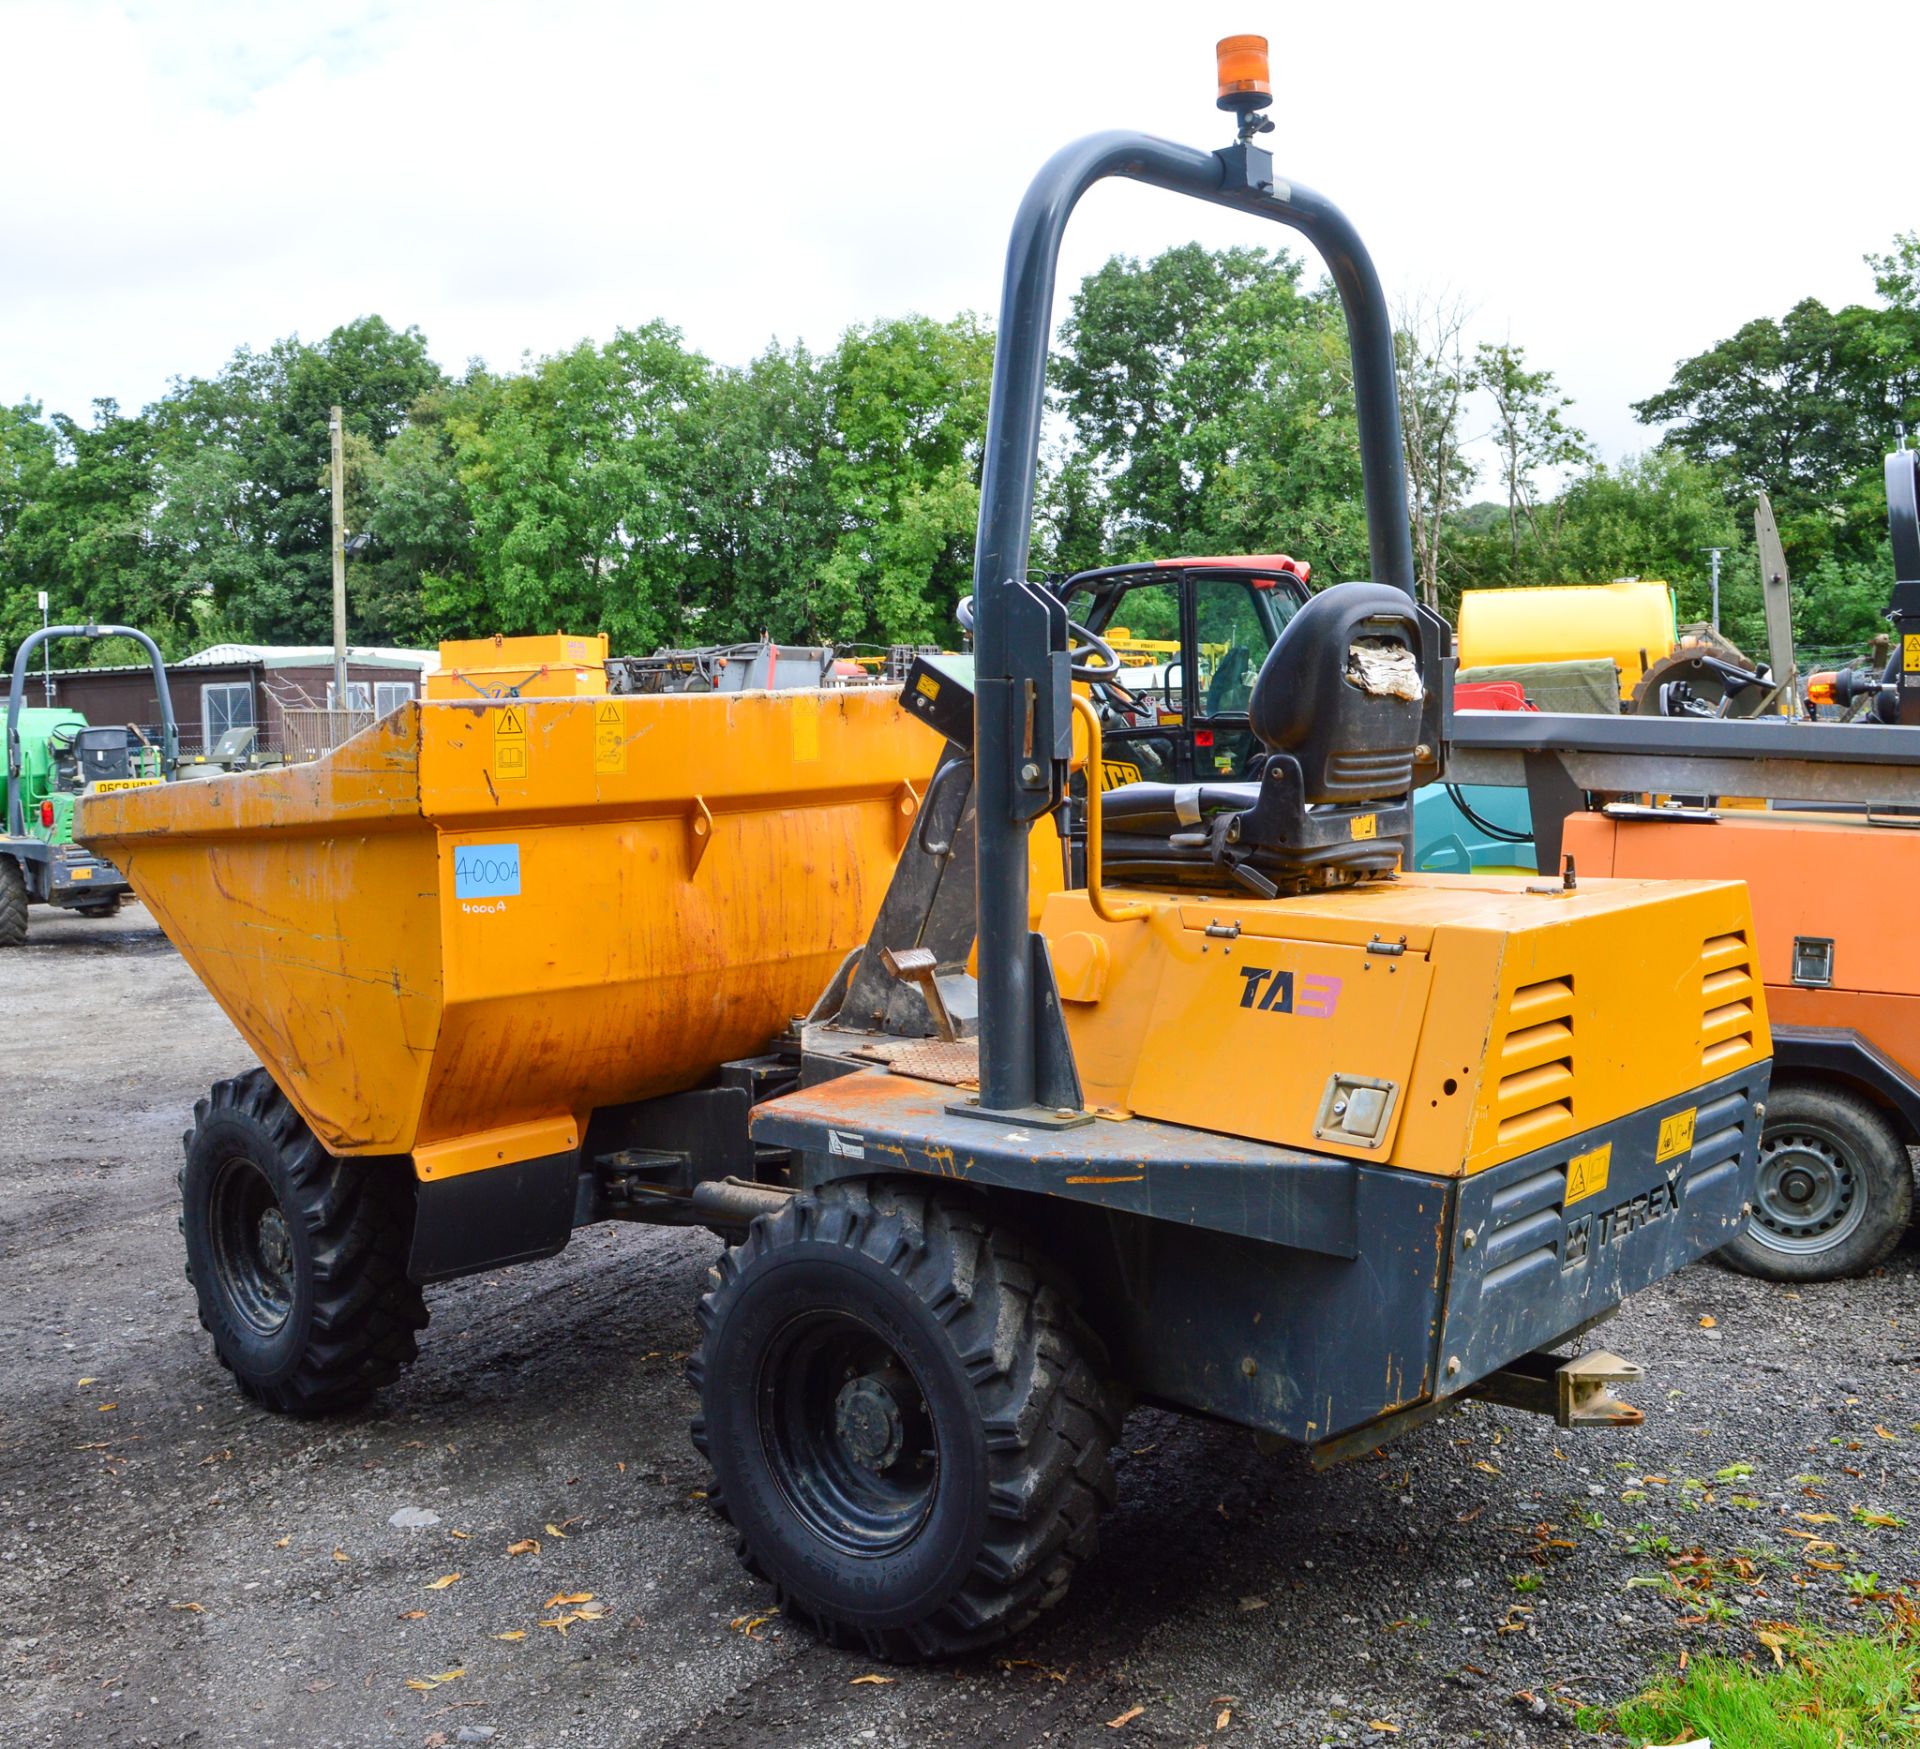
[{"left": 407, "top": 1150, "right": 577, "bottom": 1284}]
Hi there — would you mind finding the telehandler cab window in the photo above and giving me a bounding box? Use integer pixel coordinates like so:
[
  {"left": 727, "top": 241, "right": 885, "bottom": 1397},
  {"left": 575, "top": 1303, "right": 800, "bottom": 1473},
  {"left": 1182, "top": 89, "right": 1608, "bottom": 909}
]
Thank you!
[
  {"left": 1194, "top": 574, "right": 1294, "bottom": 716},
  {"left": 1096, "top": 578, "right": 1183, "bottom": 712}
]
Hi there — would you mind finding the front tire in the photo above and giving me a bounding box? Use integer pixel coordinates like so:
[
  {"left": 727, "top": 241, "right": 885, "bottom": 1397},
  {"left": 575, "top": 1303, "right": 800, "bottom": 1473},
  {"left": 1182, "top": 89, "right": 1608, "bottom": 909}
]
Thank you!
[
  {"left": 689, "top": 1180, "right": 1121, "bottom": 1658},
  {"left": 1720, "top": 1083, "right": 1914, "bottom": 1281},
  {"left": 0, "top": 857, "right": 26, "bottom": 947},
  {"left": 179, "top": 1068, "right": 428, "bottom": 1414}
]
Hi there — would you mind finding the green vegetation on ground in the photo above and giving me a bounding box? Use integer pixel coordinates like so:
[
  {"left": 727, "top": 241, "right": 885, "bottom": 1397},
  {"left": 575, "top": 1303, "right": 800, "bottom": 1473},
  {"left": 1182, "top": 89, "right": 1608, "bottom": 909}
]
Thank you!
[{"left": 1581, "top": 1601, "right": 1920, "bottom": 1746}]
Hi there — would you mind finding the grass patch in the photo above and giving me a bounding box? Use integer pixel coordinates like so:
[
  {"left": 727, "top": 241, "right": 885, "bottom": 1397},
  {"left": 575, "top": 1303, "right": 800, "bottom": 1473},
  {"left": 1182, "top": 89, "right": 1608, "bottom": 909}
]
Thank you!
[{"left": 1586, "top": 1600, "right": 1920, "bottom": 1745}]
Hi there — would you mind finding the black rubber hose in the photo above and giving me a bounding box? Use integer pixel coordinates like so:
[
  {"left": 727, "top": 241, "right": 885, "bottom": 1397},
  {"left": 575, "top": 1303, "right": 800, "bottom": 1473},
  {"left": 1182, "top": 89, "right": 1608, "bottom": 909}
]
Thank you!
[{"left": 1445, "top": 783, "right": 1533, "bottom": 844}]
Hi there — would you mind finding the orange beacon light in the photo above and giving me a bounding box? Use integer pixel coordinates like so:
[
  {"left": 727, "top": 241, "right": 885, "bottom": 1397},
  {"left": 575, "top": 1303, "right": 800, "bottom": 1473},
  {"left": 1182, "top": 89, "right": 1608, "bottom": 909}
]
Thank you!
[{"left": 1215, "top": 35, "right": 1273, "bottom": 112}]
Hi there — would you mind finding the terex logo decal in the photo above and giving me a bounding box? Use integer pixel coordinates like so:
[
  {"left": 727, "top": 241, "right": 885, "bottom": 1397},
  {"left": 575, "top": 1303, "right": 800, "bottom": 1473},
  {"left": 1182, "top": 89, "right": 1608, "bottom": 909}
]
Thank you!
[
  {"left": 1561, "top": 1174, "right": 1686, "bottom": 1271},
  {"left": 1235, "top": 965, "right": 1342, "bottom": 1018}
]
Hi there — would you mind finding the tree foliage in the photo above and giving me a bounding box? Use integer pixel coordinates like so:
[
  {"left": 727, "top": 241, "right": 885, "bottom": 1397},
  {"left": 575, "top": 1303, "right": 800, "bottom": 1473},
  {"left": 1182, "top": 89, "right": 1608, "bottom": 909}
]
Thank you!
[
  {"left": 1048, "top": 244, "right": 1367, "bottom": 578},
  {"left": 4, "top": 234, "right": 1916, "bottom": 676}
]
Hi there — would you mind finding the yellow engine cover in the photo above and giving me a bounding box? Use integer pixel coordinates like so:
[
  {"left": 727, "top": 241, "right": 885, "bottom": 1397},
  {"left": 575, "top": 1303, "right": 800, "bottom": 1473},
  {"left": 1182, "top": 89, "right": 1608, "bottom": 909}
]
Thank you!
[{"left": 1041, "top": 871, "right": 1769, "bottom": 1177}]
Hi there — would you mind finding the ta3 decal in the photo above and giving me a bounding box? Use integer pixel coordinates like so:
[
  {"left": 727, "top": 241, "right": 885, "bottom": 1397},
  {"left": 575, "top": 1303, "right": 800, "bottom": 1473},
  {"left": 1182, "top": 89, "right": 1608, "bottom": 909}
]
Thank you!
[{"left": 1234, "top": 965, "right": 1342, "bottom": 1018}]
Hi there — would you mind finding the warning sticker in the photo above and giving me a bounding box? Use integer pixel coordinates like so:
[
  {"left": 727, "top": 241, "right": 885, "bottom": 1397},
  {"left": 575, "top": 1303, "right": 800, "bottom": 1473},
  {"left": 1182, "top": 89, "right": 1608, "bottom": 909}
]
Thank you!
[
  {"left": 1655, "top": 1107, "right": 1697, "bottom": 1163},
  {"left": 593, "top": 699, "right": 625, "bottom": 775},
  {"left": 1349, "top": 813, "right": 1378, "bottom": 841},
  {"left": 1904, "top": 634, "right": 1920, "bottom": 674},
  {"left": 492, "top": 703, "right": 528, "bottom": 780},
  {"left": 1565, "top": 1141, "right": 1612, "bottom": 1206}
]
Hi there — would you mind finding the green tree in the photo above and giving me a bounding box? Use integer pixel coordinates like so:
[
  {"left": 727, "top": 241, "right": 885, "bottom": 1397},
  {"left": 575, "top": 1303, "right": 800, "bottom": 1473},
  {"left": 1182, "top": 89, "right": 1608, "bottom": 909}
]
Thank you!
[
  {"left": 1474, "top": 341, "right": 1593, "bottom": 581},
  {"left": 814, "top": 313, "right": 994, "bottom": 645},
  {"left": 1396, "top": 296, "right": 1478, "bottom": 615},
  {"left": 675, "top": 341, "right": 838, "bottom": 643},
  {"left": 1550, "top": 450, "right": 1750, "bottom": 630},
  {"left": 1051, "top": 244, "right": 1366, "bottom": 578},
  {"left": 0, "top": 403, "right": 62, "bottom": 658},
  {"left": 1053, "top": 244, "right": 1305, "bottom": 553},
  {"left": 1632, "top": 287, "right": 1920, "bottom": 573},
  {"left": 1866, "top": 231, "right": 1920, "bottom": 312},
  {"left": 429, "top": 324, "right": 712, "bottom": 650},
  {"left": 148, "top": 315, "right": 447, "bottom": 643}
]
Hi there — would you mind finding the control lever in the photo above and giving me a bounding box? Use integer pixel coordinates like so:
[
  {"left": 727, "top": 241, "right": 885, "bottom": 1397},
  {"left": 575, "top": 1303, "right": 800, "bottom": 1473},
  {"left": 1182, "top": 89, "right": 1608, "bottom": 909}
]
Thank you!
[{"left": 881, "top": 946, "right": 962, "bottom": 1042}]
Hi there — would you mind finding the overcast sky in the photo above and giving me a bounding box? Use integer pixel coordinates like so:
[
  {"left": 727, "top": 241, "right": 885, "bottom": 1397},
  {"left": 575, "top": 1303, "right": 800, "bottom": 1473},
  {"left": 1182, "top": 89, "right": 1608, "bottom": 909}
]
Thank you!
[{"left": 5, "top": 0, "right": 1916, "bottom": 487}]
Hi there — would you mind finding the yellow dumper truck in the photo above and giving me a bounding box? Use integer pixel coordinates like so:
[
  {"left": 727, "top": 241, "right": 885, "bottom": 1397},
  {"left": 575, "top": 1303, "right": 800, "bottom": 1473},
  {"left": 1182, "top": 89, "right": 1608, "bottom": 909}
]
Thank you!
[{"left": 81, "top": 46, "right": 1772, "bottom": 1658}]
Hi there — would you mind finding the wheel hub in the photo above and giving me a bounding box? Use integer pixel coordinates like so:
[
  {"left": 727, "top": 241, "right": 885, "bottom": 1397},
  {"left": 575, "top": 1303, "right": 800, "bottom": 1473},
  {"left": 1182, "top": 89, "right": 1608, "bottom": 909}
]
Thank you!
[
  {"left": 256, "top": 1207, "right": 293, "bottom": 1280},
  {"left": 209, "top": 1154, "right": 297, "bottom": 1336},
  {"left": 1753, "top": 1130, "right": 1864, "bottom": 1253},
  {"left": 834, "top": 1375, "right": 906, "bottom": 1472},
  {"left": 757, "top": 1310, "right": 937, "bottom": 1557}
]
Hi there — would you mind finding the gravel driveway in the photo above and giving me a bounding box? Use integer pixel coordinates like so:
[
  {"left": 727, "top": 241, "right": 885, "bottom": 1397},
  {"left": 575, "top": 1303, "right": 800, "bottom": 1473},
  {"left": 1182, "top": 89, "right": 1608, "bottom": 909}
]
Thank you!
[{"left": 3, "top": 903, "right": 1915, "bottom": 1748}]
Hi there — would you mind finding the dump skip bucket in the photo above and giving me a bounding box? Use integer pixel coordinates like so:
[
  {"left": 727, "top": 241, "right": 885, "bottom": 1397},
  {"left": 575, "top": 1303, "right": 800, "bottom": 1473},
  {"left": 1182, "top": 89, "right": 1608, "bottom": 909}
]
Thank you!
[{"left": 80, "top": 689, "right": 933, "bottom": 1176}]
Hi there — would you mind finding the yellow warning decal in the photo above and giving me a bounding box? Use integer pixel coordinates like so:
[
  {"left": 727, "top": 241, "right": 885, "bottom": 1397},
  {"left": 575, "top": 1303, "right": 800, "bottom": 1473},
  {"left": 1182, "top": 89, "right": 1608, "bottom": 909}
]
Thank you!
[
  {"left": 492, "top": 703, "right": 529, "bottom": 781},
  {"left": 1349, "top": 813, "right": 1378, "bottom": 841},
  {"left": 914, "top": 673, "right": 940, "bottom": 702},
  {"left": 89, "top": 777, "right": 162, "bottom": 794},
  {"left": 1905, "top": 634, "right": 1920, "bottom": 673},
  {"left": 1655, "top": 1107, "right": 1697, "bottom": 1163},
  {"left": 1566, "top": 1141, "right": 1612, "bottom": 1206},
  {"left": 592, "top": 699, "right": 625, "bottom": 775}
]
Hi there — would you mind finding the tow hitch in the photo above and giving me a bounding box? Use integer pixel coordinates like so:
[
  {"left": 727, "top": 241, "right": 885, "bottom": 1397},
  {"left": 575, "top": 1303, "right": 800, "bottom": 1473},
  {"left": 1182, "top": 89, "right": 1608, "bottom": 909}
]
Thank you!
[{"left": 1468, "top": 1348, "right": 1646, "bottom": 1429}]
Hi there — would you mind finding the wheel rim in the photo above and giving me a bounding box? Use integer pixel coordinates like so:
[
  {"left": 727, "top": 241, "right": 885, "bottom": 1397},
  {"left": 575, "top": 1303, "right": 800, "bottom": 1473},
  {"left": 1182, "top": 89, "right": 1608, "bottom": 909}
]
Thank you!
[
  {"left": 757, "top": 1310, "right": 939, "bottom": 1558},
  {"left": 1751, "top": 1126, "right": 1867, "bottom": 1254},
  {"left": 208, "top": 1154, "right": 296, "bottom": 1336}
]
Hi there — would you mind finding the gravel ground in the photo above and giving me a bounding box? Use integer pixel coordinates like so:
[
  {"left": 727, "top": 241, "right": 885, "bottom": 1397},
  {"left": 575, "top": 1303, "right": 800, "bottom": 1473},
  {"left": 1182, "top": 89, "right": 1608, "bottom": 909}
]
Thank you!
[{"left": 3, "top": 901, "right": 1917, "bottom": 1749}]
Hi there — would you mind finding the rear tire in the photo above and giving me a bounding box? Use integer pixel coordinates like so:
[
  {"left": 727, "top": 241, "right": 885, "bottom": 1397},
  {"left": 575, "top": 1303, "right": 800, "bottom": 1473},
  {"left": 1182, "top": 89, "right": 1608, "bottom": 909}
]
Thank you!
[
  {"left": 0, "top": 857, "right": 26, "bottom": 947},
  {"left": 1720, "top": 1083, "right": 1914, "bottom": 1282},
  {"left": 689, "top": 1180, "right": 1121, "bottom": 1659},
  {"left": 179, "top": 1067, "right": 428, "bottom": 1414}
]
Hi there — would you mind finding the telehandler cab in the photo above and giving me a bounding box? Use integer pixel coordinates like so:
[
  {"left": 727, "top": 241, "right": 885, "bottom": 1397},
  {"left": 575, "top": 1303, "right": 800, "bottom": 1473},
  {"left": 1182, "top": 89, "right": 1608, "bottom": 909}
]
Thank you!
[{"left": 83, "top": 39, "right": 1771, "bottom": 1661}]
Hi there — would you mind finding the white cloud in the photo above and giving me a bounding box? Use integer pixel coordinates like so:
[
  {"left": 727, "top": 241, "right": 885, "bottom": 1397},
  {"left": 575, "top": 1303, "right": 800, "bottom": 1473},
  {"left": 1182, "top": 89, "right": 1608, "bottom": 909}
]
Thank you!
[{"left": 3, "top": 0, "right": 1913, "bottom": 492}]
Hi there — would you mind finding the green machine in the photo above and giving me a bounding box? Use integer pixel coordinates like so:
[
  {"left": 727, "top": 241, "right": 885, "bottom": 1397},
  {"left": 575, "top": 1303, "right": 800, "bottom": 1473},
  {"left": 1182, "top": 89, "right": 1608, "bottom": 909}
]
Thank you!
[{"left": 3, "top": 625, "right": 178, "bottom": 945}]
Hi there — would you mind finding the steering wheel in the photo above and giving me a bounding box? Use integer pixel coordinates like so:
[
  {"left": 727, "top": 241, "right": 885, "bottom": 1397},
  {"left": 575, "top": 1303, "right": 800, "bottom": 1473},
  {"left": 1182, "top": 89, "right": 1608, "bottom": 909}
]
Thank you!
[{"left": 955, "top": 595, "right": 1124, "bottom": 683}]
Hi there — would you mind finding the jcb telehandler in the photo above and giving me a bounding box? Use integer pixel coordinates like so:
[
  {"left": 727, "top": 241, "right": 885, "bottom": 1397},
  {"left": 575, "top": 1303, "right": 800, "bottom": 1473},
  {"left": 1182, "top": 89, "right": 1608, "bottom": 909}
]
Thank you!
[{"left": 85, "top": 39, "right": 1770, "bottom": 1660}]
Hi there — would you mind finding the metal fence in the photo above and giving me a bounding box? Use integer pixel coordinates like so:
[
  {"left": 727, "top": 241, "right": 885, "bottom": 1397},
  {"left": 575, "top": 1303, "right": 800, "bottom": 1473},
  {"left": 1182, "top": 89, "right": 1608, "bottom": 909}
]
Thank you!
[{"left": 281, "top": 708, "right": 374, "bottom": 764}]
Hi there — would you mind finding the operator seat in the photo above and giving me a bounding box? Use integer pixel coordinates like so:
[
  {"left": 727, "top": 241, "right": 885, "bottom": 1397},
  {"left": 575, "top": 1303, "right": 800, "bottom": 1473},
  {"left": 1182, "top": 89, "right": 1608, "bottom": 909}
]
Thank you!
[{"left": 1100, "top": 582, "right": 1426, "bottom": 897}]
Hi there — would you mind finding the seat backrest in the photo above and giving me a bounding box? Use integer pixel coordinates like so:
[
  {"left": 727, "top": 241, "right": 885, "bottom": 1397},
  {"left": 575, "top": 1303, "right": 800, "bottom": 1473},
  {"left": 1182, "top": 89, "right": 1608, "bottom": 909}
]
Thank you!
[
  {"left": 1247, "top": 582, "right": 1424, "bottom": 806},
  {"left": 71, "top": 725, "right": 136, "bottom": 786}
]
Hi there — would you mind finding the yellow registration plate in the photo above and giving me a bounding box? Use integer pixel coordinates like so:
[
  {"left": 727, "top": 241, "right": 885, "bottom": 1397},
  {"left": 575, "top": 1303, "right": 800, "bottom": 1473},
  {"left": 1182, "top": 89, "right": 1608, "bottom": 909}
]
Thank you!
[
  {"left": 89, "top": 777, "right": 162, "bottom": 794},
  {"left": 70, "top": 867, "right": 93, "bottom": 880}
]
